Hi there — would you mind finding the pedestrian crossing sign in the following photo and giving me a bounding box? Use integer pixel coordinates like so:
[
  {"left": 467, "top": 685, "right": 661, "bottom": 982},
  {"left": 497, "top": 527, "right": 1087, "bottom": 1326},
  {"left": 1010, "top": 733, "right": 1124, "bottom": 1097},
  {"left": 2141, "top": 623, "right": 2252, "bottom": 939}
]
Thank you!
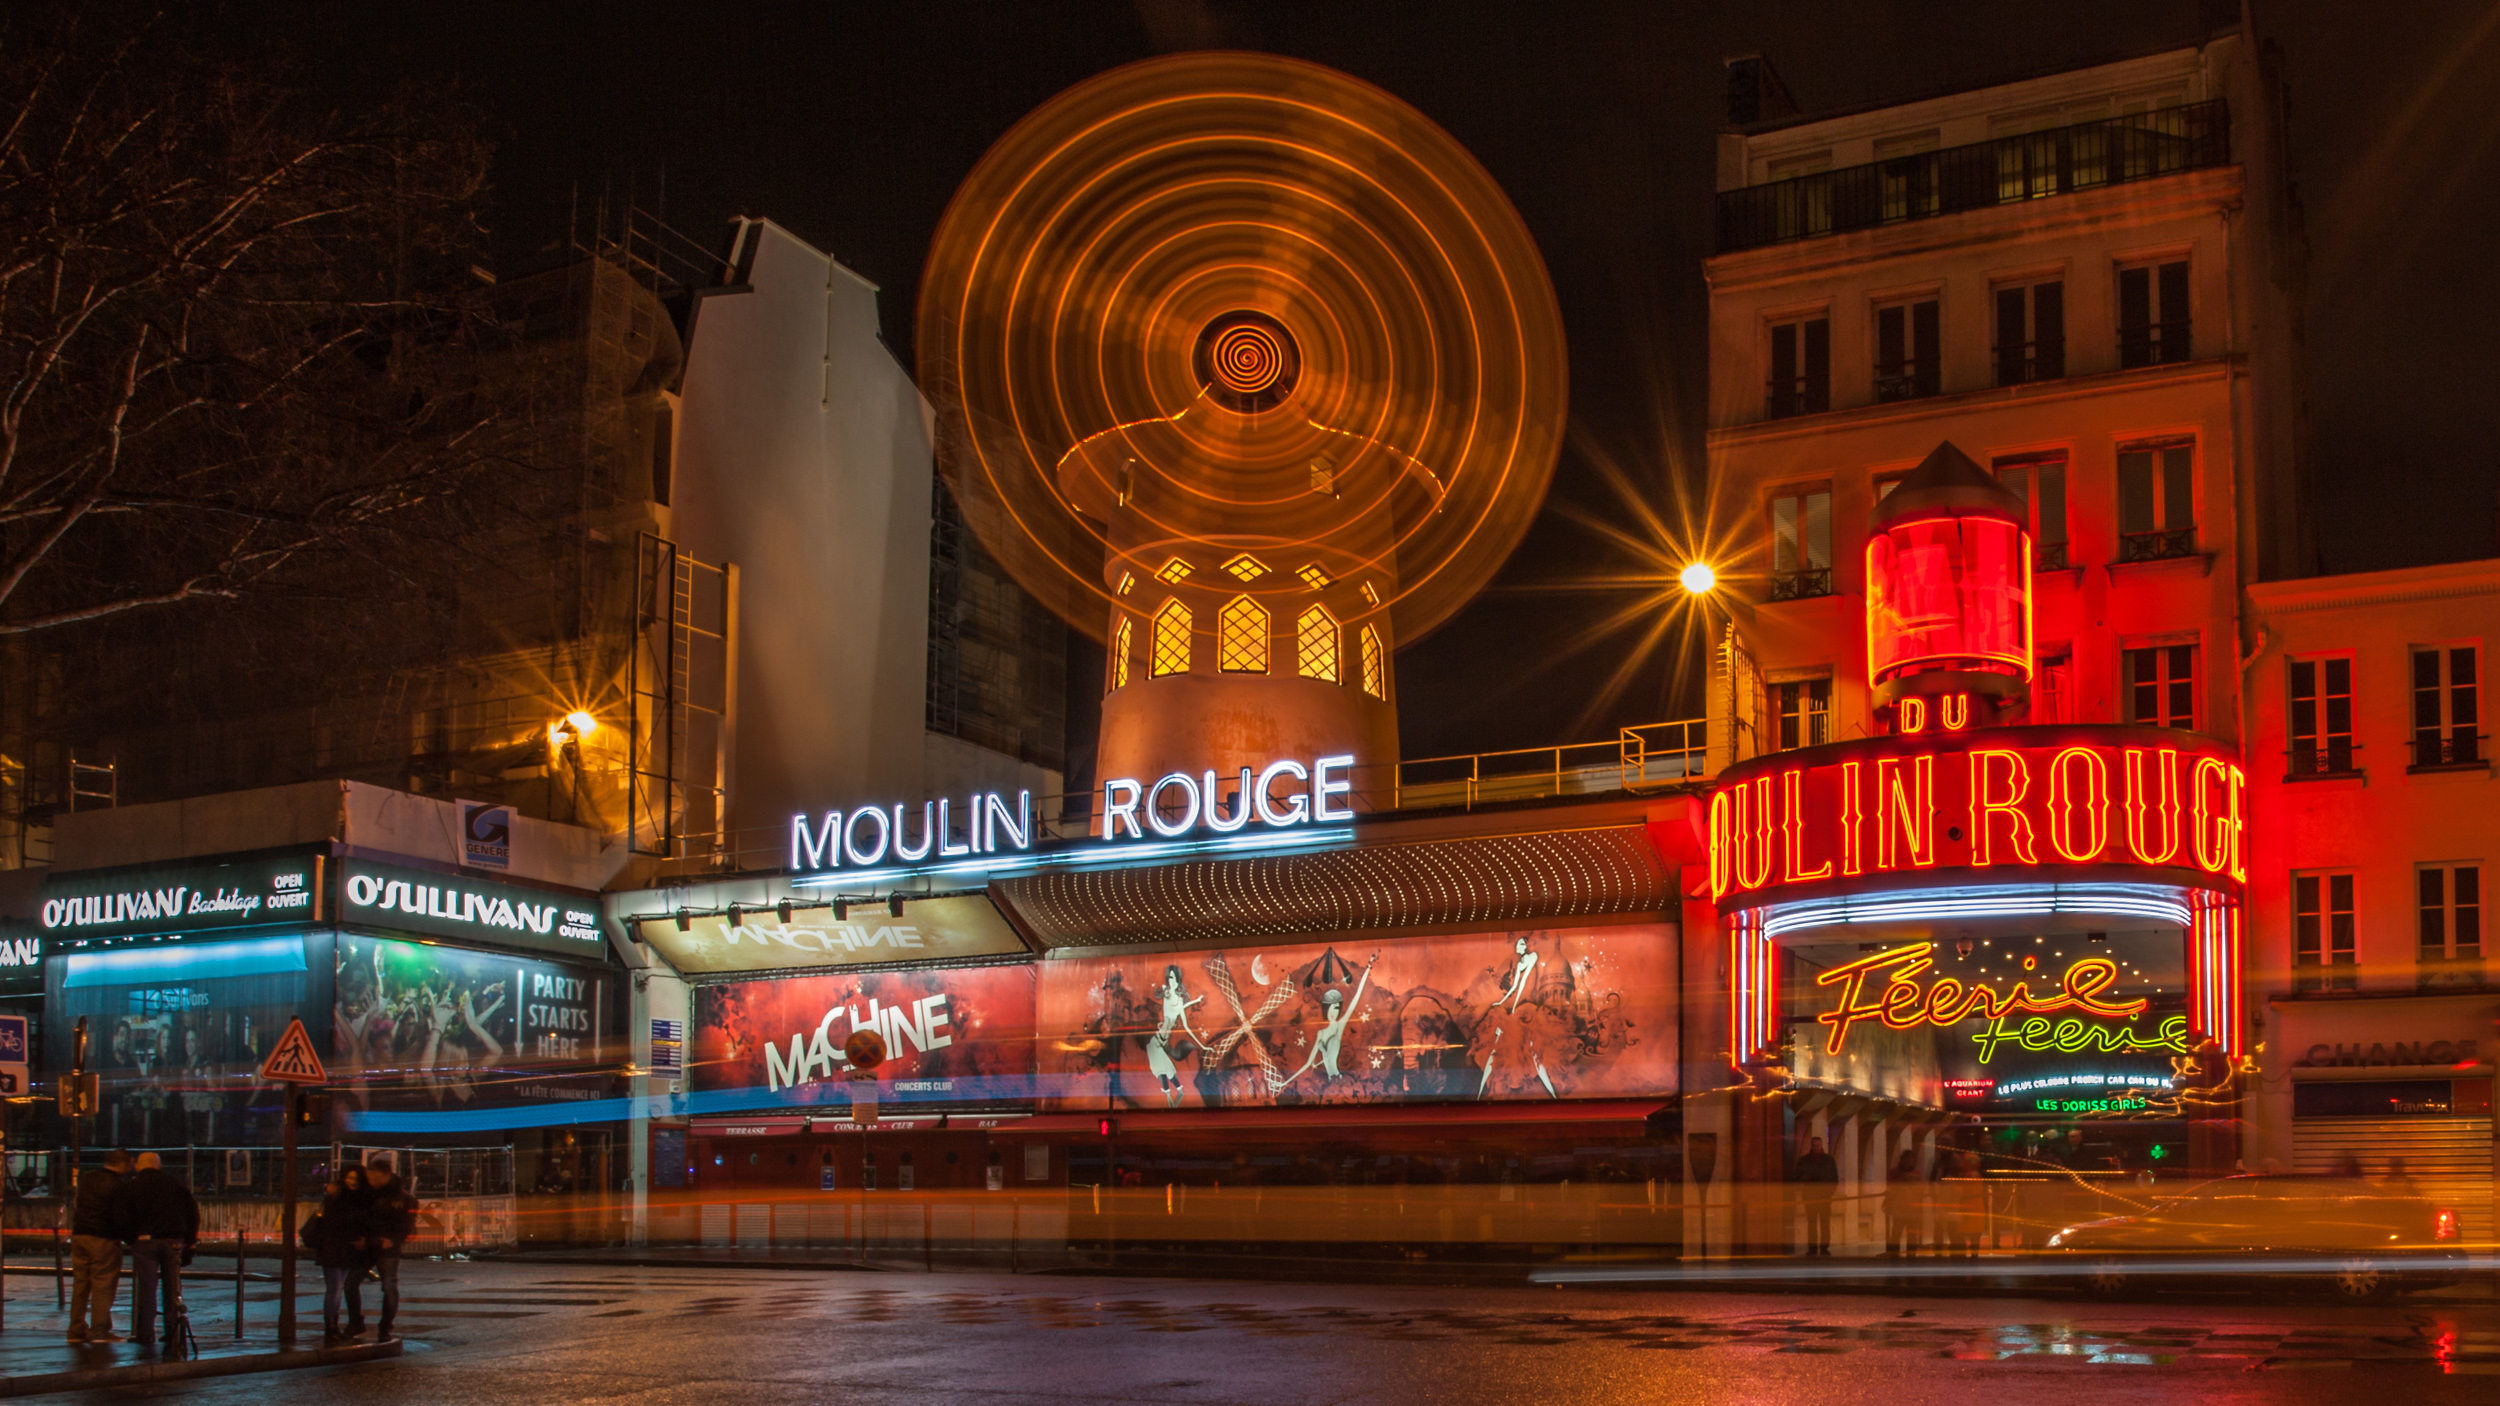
[{"left": 258, "top": 1017, "right": 328, "bottom": 1085}]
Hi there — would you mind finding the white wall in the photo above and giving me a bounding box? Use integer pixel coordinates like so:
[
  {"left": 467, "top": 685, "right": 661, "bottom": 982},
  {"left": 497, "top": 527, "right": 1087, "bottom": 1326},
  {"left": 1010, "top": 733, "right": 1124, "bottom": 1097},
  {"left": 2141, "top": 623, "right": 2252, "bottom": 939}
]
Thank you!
[{"left": 672, "top": 219, "right": 935, "bottom": 845}]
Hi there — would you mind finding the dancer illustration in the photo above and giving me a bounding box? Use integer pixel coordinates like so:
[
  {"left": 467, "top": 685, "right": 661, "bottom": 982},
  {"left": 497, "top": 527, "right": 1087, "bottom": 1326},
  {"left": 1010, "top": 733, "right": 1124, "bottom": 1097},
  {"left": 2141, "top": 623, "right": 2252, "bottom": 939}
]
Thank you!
[
  {"left": 1279, "top": 958, "right": 1374, "bottom": 1088},
  {"left": 1497, "top": 935, "right": 1539, "bottom": 1011},
  {"left": 1145, "top": 965, "right": 1208, "bottom": 1107}
]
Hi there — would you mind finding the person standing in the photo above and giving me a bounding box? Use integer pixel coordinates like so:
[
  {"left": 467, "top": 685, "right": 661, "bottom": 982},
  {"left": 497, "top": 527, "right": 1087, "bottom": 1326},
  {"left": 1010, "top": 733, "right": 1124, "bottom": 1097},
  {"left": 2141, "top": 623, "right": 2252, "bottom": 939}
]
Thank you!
[
  {"left": 1883, "top": 1149, "right": 1923, "bottom": 1258},
  {"left": 358, "top": 1155, "right": 420, "bottom": 1342},
  {"left": 66, "top": 1149, "right": 133, "bottom": 1342},
  {"left": 1792, "top": 1137, "right": 1841, "bottom": 1256},
  {"left": 310, "top": 1166, "right": 372, "bottom": 1342},
  {"left": 108, "top": 1151, "right": 199, "bottom": 1350}
]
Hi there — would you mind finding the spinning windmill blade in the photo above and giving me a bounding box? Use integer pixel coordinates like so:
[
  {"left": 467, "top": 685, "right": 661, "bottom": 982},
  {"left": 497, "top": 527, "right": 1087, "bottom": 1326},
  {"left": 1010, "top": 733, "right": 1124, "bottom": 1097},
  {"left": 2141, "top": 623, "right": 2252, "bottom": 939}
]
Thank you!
[{"left": 918, "top": 51, "right": 1569, "bottom": 651}]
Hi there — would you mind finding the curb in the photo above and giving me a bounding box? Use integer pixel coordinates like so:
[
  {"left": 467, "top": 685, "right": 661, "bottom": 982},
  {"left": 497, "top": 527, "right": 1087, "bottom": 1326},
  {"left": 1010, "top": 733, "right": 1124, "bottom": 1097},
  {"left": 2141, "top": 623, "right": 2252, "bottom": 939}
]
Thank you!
[
  {"left": 0, "top": 1337, "right": 403, "bottom": 1397},
  {"left": 484, "top": 1253, "right": 888, "bottom": 1273}
]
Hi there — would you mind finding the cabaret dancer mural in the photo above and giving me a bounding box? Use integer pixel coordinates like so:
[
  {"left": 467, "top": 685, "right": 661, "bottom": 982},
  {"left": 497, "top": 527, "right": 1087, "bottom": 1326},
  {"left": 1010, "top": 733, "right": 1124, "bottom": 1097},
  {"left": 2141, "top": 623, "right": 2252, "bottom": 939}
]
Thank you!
[{"left": 1038, "top": 924, "right": 1675, "bottom": 1110}]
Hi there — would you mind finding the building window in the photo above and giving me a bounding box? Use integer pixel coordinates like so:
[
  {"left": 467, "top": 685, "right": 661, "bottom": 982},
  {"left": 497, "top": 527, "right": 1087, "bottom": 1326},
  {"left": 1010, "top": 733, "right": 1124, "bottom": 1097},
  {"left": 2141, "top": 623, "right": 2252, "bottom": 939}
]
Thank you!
[
  {"left": 2118, "top": 259, "right": 2190, "bottom": 368},
  {"left": 2418, "top": 864, "right": 2483, "bottom": 988},
  {"left": 1150, "top": 599, "right": 1192, "bottom": 677},
  {"left": 2295, "top": 873, "right": 2358, "bottom": 992},
  {"left": 1766, "top": 150, "right": 1833, "bottom": 240},
  {"left": 1222, "top": 553, "right": 1268, "bottom": 583},
  {"left": 1768, "top": 486, "right": 1832, "bottom": 600},
  {"left": 2124, "top": 642, "right": 2196, "bottom": 729},
  {"left": 2029, "top": 648, "right": 2074, "bottom": 724},
  {"left": 2411, "top": 646, "right": 2482, "bottom": 768},
  {"left": 1109, "top": 615, "right": 1133, "bottom": 692},
  {"left": 1359, "top": 624, "right": 1386, "bottom": 699},
  {"left": 1217, "top": 596, "right": 1269, "bottom": 674},
  {"left": 1993, "top": 279, "right": 2064, "bottom": 385},
  {"left": 1993, "top": 452, "right": 2069, "bottom": 570},
  {"left": 1874, "top": 130, "right": 1940, "bottom": 222},
  {"left": 1296, "top": 605, "right": 1340, "bottom": 682},
  {"left": 1774, "top": 679, "right": 1830, "bottom": 750},
  {"left": 2287, "top": 656, "right": 2356, "bottom": 776},
  {"left": 1874, "top": 299, "right": 1939, "bottom": 401},
  {"left": 2116, "top": 439, "right": 2196, "bottom": 561},
  {"left": 1766, "top": 314, "right": 1829, "bottom": 418},
  {"left": 1156, "top": 557, "right": 1192, "bottom": 584}
]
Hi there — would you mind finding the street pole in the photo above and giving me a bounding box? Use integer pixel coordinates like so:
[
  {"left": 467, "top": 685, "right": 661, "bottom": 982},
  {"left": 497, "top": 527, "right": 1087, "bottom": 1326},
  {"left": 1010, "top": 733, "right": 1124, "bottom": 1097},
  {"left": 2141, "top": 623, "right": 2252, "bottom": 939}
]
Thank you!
[
  {"left": 278, "top": 1087, "right": 299, "bottom": 1344},
  {"left": 63, "top": 1016, "right": 87, "bottom": 1314}
]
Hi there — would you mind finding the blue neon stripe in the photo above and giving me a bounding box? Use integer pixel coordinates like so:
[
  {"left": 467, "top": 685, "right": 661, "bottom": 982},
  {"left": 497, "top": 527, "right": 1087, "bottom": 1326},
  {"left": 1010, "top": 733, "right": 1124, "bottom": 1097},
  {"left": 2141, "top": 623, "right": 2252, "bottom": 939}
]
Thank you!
[
  {"left": 339, "top": 1073, "right": 1042, "bottom": 1134},
  {"left": 61, "top": 935, "right": 309, "bottom": 987}
]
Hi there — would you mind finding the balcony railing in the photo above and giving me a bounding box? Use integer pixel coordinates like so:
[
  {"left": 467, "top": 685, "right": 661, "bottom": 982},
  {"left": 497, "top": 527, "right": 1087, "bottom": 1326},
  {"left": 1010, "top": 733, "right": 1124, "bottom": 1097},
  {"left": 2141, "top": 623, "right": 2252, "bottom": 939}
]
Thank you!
[
  {"left": 2286, "top": 741, "right": 2359, "bottom": 779},
  {"left": 1765, "top": 375, "right": 1829, "bottom": 419},
  {"left": 2294, "top": 959, "right": 2358, "bottom": 995},
  {"left": 1718, "top": 100, "right": 2231, "bottom": 252},
  {"left": 1768, "top": 568, "right": 1834, "bottom": 602},
  {"left": 1994, "top": 338, "right": 2066, "bottom": 386},
  {"left": 2035, "top": 541, "right": 2070, "bottom": 572},
  {"left": 2117, "top": 527, "right": 2198, "bottom": 563},
  {"left": 1874, "top": 358, "right": 1938, "bottom": 403},
  {"left": 2418, "top": 953, "right": 2486, "bottom": 992},
  {"left": 2119, "top": 317, "right": 2193, "bottom": 369},
  {"left": 2410, "top": 732, "right": 2486, "bottom": 770}
]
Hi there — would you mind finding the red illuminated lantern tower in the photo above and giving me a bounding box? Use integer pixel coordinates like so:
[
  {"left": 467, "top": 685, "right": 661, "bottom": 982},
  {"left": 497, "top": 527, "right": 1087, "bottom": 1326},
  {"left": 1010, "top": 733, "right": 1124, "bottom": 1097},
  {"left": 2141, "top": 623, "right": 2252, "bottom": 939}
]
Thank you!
[{"left": 1863, "top": 442, "right": 2032, "bottom": 732}]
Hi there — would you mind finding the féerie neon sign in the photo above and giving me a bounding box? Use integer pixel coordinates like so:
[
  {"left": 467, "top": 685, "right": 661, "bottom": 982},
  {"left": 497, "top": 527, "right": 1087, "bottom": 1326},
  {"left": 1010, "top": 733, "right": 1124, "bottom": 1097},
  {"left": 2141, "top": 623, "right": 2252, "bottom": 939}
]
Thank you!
[
  {"left": 1814, "top": 941, "right": 2180, "bottom": 1061},
  {"left": 1708, "top": 728, "right": 2246, "bottom": 903}
]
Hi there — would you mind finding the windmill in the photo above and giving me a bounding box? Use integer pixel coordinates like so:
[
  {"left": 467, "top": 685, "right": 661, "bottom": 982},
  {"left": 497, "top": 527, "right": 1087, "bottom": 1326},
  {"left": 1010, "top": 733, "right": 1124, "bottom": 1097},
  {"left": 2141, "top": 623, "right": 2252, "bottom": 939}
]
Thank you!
[{"left": 919, "top": 53, "right": 1568, "bottom": 798}]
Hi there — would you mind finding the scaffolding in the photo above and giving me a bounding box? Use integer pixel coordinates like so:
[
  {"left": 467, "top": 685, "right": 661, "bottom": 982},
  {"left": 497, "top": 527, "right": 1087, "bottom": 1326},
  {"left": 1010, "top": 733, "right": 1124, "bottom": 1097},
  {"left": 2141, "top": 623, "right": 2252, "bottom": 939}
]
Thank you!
[{"left": 630, "top": 532, "right": 733, "bottom": 859}]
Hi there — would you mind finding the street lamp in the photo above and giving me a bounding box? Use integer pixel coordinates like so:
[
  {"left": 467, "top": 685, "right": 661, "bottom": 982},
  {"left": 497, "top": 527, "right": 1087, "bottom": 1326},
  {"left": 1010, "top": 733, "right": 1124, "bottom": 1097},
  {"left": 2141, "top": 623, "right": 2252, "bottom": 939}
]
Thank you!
[{"left": 1678, "top": 560, "right": 1746, "bottom": 772}]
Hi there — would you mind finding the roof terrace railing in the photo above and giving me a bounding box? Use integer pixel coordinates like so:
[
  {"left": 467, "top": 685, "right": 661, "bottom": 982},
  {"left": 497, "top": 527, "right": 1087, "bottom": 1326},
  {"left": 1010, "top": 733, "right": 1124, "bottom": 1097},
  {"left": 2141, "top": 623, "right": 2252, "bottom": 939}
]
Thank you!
[{"left": 1717, "top": 100, "right": 2229, "bottom": 254}]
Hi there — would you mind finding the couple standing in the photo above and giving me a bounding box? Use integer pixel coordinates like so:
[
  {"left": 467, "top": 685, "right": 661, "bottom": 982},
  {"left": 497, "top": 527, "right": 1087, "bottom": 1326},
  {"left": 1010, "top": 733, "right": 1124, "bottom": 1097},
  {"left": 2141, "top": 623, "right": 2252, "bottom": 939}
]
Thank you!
[
  {"left": 65, "top": 1149, "right": 200, "bottom": 1348},
  {"left": 303, "top": 1154, "right": 420, "bottom": 1342}
]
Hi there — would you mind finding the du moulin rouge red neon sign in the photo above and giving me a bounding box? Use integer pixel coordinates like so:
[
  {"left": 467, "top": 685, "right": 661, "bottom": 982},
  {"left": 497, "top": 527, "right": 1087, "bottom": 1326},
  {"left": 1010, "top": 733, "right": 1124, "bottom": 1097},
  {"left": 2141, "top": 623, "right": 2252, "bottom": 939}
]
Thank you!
[{"left": 1707, "top": 726, "right": 2246, "bottom": 905}]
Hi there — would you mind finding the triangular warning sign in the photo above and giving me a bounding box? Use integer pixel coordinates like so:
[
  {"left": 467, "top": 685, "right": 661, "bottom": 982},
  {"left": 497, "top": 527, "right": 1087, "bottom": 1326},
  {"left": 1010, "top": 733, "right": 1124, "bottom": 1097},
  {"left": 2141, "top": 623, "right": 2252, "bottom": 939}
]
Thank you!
[{"left": 258, "top": 1017, "right": 328, "bottom": 1085}]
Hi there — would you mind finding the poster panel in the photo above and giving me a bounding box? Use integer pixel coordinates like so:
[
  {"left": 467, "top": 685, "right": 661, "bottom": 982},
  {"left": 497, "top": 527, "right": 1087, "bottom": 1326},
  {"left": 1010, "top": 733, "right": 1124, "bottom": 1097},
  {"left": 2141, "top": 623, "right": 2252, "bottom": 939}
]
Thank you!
[
  {"left": 46, "top": 932, "right": 333, "bottom": 1145},
  {"left": 1037, "top": 923, "right": 1677, "bottom": 1111},
  {"left": 332, "top": 933, "right": 617, "bottom": 1110},
  {"left": 691, "top": 963, "right": 1036, "bottom": 1109}
]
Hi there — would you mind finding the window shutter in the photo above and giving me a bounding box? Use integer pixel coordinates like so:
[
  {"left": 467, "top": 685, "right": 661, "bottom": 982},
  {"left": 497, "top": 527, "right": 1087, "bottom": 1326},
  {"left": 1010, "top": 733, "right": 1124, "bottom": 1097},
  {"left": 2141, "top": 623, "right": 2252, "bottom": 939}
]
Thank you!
[
  {"left": 2118, "top": 450, "right": 2155, "bottom": 533},
  {"left": 2161, "top": 446, "right": 2195, "bottom": 529},
  {"left": 1803, "top": 318, "right": 1830, "bottom": 411},
  {"left": 1995, "top": 287, "right": 2026, "bottom": 383},
  {"left": 2032, "top": 282, "right": 2064, "bottom": 376},
  {"left": 1911, "top": 300, "right": 1939, "bottom": 394}
]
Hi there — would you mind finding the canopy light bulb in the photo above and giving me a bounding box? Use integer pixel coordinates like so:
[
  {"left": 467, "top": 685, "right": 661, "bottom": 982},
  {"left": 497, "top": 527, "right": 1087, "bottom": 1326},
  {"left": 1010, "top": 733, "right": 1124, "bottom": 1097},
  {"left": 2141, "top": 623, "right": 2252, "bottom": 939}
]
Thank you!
[
  {"left": 564, "top": 710, "right": 598, "bottom": 738},
  {"left": 1679, "top": 561, "right": 1717, "bottom": 596}
]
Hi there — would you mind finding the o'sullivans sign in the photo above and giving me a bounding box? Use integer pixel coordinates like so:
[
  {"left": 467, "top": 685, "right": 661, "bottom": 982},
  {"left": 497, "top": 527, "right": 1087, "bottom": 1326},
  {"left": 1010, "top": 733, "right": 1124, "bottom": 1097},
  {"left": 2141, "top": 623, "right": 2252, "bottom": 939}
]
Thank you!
[{"left": 1708, "top": 725, "right": 2246, "bottom": 906}]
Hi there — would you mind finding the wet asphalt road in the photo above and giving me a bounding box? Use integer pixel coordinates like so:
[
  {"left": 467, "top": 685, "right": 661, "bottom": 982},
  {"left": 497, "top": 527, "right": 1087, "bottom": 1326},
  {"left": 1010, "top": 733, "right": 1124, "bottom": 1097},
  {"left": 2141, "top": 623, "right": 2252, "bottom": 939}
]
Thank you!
[{"left": 33, "top": 1259, "right": 2500, "bottom": 1403}]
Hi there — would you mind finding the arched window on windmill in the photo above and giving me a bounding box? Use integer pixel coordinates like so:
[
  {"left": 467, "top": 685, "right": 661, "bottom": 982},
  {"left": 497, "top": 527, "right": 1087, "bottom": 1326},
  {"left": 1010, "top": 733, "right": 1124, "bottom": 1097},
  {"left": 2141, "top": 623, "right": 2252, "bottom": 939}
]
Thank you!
[
  {"left": 1151, "top": 599, "right": 1193, "bottom": 677},
  {"left": 1297, "top": 605, "right": 1341, "bottom": 683},
  {"left": 1218, "top": 596, "right": 1270, "bottom": 673}
]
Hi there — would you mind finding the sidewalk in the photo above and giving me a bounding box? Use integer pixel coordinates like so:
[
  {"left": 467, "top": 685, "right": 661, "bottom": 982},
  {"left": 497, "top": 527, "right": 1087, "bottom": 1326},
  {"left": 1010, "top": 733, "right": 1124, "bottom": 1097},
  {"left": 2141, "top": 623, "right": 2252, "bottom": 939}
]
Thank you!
[{"left": 1, "top": 1266, "right": 401, "bottom": 1396}]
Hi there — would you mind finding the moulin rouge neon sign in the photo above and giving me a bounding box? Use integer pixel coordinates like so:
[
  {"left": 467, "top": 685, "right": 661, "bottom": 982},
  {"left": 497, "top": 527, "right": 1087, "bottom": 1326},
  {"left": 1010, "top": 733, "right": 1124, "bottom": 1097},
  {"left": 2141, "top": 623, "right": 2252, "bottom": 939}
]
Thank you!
[
  {"left": 1707, "top": 728, "right": 2246, "bottom": 904},
  {"left": 1814, "top": 941, "right": 2190, "bottom": 1062}
]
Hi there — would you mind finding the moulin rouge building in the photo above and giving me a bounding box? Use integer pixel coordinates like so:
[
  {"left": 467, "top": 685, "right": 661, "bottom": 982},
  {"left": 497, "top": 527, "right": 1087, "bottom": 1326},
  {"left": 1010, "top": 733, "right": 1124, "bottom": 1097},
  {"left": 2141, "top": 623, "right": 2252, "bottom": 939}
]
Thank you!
[{"left": 585, "top": 34, "right": 2493, "bottom": 1263}]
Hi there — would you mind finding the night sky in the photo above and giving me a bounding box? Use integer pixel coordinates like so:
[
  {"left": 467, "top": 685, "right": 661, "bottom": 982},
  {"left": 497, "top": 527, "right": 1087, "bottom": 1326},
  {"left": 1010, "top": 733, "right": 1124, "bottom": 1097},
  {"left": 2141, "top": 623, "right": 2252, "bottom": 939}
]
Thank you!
[{"left": 318, "top": 0, "right": 2500, "bottom": 759}]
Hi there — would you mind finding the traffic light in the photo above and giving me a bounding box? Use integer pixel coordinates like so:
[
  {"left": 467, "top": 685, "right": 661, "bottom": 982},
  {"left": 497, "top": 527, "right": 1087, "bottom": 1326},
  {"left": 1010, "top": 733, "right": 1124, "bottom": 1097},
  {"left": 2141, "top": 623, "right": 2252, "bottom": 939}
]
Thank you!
[
  {"left": 1097, "top": 1117, "right": 1118, "bottom": 1138},
  {"left": 291, "top": 1092, "right": 330, "bottom": 1127},
  {"left": 55, "top": 1072, "right": 99, "bottom": 1117}
]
